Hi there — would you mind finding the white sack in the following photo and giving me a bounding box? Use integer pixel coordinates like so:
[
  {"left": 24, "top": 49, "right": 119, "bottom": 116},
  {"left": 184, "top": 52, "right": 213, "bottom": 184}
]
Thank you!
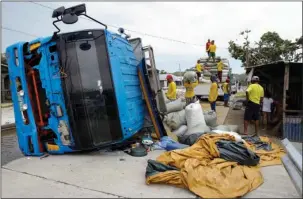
[
  {"left": 185, "top": 102, "right": 206, "bottom": 129},
  {"left": 185, "top": 102, "right": 209, "bottom": 135},
  {"left": 166, "top": 98, "right": 184, "bottom": 113},
  {"left": 203, "top": 110, "right": 217, "bottom": 127},
  {"left": 164, "top": 109, "right": 187, "bottom": 130},
  {"left": 212, "top": 125, "right": 231, "bottom": 131},
  {"left": 162, "top": 90, "right": 171, "bottom": 104},
  {"left": 183, "top": 71, "right": 197, "bottom": 83},
  {"left": 227, "top": 125, "right": 239, "bottom": 133},
  {"left": 186, "top": 124, "right": 211, "bottom": 135},
  {"left": 212, "top": 129, "right": 243, "bottom": 142},
  {"left": 172, "top": 125, "right": 188, "bottom": 137}
]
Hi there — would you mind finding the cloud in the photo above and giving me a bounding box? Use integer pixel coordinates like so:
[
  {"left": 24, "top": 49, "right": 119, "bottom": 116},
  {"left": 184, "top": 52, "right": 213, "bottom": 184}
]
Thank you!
[{"left": 2, "top": 2, "right": 302, "bottom": 74}]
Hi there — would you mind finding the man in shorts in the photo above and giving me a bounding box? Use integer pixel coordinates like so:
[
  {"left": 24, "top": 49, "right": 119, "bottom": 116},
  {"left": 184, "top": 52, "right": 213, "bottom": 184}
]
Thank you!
[
  {"left": 244, "top": 76, "right": 264, "bottom": 135},
  {"left": 208, "top": 75, "right": 219, "bottom": 112},
  {"left": 222, "top": 79, "right": 230, "bottom": 107},
  {"left": 207, "top": 40, "right": 216, "bottom": 62}
]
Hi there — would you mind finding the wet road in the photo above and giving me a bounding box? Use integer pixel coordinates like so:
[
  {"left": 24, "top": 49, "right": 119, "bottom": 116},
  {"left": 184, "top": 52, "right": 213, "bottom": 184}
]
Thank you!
[{"left": 1, "top": 129, "right": 23, "bottom": 166}]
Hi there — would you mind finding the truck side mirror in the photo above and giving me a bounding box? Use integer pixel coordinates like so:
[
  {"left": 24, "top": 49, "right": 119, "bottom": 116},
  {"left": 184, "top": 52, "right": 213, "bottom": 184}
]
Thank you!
[
  {"left": 62, "top": 13, "right": 78, "bottom": 24},
  {"left": 52, "top": 6, "right": 65, "bottom": 18}
]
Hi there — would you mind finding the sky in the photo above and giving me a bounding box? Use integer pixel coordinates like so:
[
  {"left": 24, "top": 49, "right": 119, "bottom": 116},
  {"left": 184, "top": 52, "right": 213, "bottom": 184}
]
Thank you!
[{"left": 1, "top": 2, "right": 302, "bottom": 74}]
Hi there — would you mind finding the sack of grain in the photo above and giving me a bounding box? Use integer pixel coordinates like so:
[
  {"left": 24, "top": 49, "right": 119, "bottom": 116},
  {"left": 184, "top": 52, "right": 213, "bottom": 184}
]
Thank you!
[
  {"left": 172, "top": 125, "right": 188, "bottom": 137},
  {"left": 164, "top": 109, "right": 187, "bottom": 130},
  {"left": 166, "top": 98, "right": 184, "bottom": 113},
  {"left": 183, "top": 71, "right": 197, "bottom": 83},
  {"left": 203, "top": 110, "right": 217, "bottom": 127}
]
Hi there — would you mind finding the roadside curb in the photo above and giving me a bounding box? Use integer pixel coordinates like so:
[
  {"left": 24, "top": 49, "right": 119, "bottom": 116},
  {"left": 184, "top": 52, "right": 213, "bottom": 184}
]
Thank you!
[
  {"left": 1, "top": 104, "right": 13, "bottom": 108},
  {"left": 1, "top": 123, "right": 16, "bottom": 136}
]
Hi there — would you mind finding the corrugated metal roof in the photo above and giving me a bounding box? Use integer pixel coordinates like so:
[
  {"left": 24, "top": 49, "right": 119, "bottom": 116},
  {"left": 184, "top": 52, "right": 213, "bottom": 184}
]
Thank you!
[{"left": 245, "top": 61, "right": 303, "bottom": 69}]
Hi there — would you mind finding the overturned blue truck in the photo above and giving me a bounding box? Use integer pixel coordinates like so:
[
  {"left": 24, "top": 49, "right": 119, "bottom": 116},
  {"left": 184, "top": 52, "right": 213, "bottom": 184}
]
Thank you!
[{"left": 6, "top": 4, "right": 166, "bottom": 156}]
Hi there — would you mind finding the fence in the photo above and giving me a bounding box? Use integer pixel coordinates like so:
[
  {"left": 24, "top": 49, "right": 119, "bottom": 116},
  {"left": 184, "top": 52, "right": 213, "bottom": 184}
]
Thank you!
[{"left": 283, "top": 116, "right": 303, "bottom": 142}]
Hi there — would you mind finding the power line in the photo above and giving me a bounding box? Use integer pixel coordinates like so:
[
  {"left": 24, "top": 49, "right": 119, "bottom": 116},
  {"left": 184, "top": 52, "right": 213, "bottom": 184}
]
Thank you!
[
  {"left": 28, "top": 1, "right": 220, "bottom": 48},
  {"left": 4, "top": 2, "right": 230, "bottom": 50},
  {"left": 2, "top": 26, "right": 38, "bottom": 38},
  {"left": 29, "top": 1, "right": 54, "bottom": 10}
]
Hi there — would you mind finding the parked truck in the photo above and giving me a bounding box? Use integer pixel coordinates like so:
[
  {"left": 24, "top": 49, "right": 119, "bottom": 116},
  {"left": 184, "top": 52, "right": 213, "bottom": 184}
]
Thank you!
[{"left": 195, "top": 57, "right": 231, "bottom": 100}]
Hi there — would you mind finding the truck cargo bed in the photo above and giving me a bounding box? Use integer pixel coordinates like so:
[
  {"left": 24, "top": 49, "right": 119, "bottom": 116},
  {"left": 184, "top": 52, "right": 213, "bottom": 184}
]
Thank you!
[{"left": 195, "top": 82, "right": 224, "bottom": 100}]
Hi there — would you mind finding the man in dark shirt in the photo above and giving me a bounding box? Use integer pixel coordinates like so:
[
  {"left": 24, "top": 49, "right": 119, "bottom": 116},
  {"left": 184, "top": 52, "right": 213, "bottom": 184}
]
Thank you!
[{"left": 206, "top": 39, "right": 211, "bottom": 56}]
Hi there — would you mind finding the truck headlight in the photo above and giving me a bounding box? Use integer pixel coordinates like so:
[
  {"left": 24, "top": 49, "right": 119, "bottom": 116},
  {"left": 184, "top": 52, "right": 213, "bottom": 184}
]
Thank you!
[
  {"left": 19, "top": 90, "right": 24, "bottom": 96},
  {"left": 22, "top": 104, "right": 28, "bottom": 110}
]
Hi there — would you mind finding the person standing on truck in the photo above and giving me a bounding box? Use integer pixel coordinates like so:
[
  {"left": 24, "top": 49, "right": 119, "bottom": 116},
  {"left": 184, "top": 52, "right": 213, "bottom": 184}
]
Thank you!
[
  {"left": 206, "top": 39, "right": 211, "bottom": 56},
  {"left": 244, "top": 76, "right": 264, "bottom": 135},
  {"left": 208, "top": 75, "right": 219, "bottom": 111},
  {"left": 222, "top": 79, "right": 230, "bottom": 107},
  {"left": 165, "top": 74, "right": 177, "bottom": 101},
  {"left": 207, "top": 40, "right": 216, "bottom": 62},
  {"left": 195, "top": 60, "right": 204, "bottom": 82},
  {"left": 217, "top": 58, "right": 224, "bottom": 83}
]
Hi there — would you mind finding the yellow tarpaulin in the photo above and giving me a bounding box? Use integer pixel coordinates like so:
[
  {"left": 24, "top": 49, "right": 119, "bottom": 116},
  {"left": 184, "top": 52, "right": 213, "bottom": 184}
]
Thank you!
[{"left": 146, "top": 134, "right": 285, "bottom": 198}]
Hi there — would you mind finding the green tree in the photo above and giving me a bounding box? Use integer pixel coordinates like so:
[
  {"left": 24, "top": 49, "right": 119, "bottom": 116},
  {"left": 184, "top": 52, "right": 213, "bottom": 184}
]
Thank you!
[
  {"left": 228, "top": 30, "right": 302, "bottom": 67},
  {"left": 159, "top": 70, "right": 167, "bottom": 74},
  {"left": 172, "top": 71, "right": 185, "bottom": 76}
]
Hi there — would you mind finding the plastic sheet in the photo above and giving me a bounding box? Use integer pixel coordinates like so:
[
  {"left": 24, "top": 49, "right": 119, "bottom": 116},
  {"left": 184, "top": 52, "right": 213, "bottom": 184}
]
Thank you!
[
  {"left": 216, "top": 140, "right": 260, "bottom": 166},
  {"left": 155, "top": 136, "right": 189, "bottom": 151},
  {"left": 242, "top": 135, "right": 272, "bottom": 151},
  {"left": 178, "top": 133, "right": 204, "bottom": 146},
  {"left": 212, "top": 129, "right": 243, "bottom": 142},
  {"left": 146, "top": 134, "right": 265, "bottom": 198}
]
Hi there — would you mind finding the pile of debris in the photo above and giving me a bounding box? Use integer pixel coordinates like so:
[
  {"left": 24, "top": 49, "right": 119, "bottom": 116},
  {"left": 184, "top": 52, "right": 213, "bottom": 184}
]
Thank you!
[
  {"left": 145, "top": 133, "right": 285, "bottom": 198},
  {"left": 142, "top": 97, "right": 286, "bottom": 198},
  {"left": 160, "top": 94, "right": 241, "bottom": 148}
]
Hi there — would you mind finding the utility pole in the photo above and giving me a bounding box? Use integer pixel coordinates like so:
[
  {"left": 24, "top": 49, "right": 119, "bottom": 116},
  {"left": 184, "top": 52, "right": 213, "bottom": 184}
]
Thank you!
[
  {"left": 179, "top": 63, "right": 181, "bottom": 75},
  {"left": 179, "top": 63, "right": 183, "bottom": 86},
  {"left": 243, "top": 29, "right": 251, "bottom": 83}
]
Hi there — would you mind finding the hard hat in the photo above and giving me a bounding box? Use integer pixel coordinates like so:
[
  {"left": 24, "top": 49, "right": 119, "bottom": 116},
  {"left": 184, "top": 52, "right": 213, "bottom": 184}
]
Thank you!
[{"left": 166, "top": 74, "right": 173, "bottom": 80}]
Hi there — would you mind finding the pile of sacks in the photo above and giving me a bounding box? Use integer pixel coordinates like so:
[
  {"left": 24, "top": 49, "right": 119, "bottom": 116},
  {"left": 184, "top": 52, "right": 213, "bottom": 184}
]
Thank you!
[
  {"left": 163, "top": 97, "right": 241, "bottom": 146},
  {"left": 176, "top": 88, "right": 186, "bottom": 102},
  {"left": 199, "top": 56, "right": 230, "bottom": 82}
]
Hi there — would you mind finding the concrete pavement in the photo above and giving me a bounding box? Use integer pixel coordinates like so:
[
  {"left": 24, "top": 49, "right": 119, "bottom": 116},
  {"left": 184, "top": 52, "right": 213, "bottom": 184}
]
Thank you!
[
  {"left": 2, "top": 149, "right": 300, "bottom": 198},
  {"left": 1, "top": 102, "right": 300, "bottom": 198},
  {"left": 2, "top": 151, "right": 195, "bottom": 198}
]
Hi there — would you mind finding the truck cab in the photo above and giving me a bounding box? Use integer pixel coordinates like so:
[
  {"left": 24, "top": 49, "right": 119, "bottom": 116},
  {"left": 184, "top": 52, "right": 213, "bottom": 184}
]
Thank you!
[{"left": 5, "top": 4, "right": 161, "bottom": 156}]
